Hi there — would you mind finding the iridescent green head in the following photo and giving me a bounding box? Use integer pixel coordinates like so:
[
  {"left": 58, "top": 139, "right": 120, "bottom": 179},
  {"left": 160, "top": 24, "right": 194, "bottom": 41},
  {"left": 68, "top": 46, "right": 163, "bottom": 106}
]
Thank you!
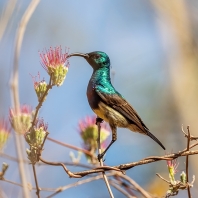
[{"left": 68, "top": 51, "right": 110, "bottom": 70}]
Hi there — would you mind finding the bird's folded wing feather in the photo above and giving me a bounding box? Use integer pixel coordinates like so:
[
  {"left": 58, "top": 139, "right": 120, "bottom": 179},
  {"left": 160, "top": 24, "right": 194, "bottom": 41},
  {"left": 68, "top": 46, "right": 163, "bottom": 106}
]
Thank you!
[{"left": 95, "top": 85, "right": 149, "bottom": 132}]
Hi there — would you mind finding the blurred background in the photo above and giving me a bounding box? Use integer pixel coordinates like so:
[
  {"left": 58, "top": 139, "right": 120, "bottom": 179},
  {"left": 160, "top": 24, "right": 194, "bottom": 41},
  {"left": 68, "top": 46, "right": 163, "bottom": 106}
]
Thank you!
[{"left": 0, "top": 0, "right": 198, "bottom": 197}]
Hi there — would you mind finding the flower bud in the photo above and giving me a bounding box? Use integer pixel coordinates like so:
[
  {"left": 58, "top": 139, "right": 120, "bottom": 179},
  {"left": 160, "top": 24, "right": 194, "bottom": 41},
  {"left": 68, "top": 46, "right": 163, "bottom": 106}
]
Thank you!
[
  {"left": 26, "top": 148, "right": 38, "bottom": 164},
  {"left": 2, "top": 162, "right": 9, "bottom": 174},
  {"left": 9, "top": 105, "right": 34, "bottom": 134},
  {"left": 180, "top": 171, "right": 187, "bottom": 184},
  {"left": 25, "top": 118, "right": 49, "bottom": 149},
  {"left": 31, "top": 73, "right": 48, "bottom": 101}
]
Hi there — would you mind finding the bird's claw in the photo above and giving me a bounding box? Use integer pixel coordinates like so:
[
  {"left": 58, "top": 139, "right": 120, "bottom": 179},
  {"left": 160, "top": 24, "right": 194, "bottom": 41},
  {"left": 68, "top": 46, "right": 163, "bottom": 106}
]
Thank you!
[
  {"left": 95, "top": 117, "right": 103, "bottom": 125},
  {"left": 97, "top": 153, "right": 105, "bottom": 162}
]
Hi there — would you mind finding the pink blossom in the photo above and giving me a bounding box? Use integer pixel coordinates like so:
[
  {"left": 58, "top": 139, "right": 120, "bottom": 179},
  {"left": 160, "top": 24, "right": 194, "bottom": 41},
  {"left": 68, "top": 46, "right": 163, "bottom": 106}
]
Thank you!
[
  {"left": 40, "top": 46, "right": 69, "bottom": 72},
  {"left": 9, "top": 105, "right": 32, "bottom": 118}
]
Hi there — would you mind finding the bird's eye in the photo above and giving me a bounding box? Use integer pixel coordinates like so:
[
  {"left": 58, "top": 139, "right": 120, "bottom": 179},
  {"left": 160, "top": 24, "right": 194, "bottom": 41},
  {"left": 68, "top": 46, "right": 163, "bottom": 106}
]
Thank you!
[{"left": 94, "top": 54, "right": 100, "bottom": 59}]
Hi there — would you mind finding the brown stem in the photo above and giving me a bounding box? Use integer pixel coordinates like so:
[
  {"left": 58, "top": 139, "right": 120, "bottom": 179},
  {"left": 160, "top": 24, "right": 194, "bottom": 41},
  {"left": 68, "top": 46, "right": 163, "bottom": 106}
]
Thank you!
[
  {"left": 186, "top": 126, "right": 192, "bottom": 198},
  {"left": 31, "top": 76, "right": 52, "bottom": 128},
  {"left": 72, "top": 150, "right": 198, "bottom": 177},
  {"left": 156, "top": 173, "right": 170, "bottom": 184},
  {"left": 32, "top": 165, "right": 40, "bottom": 198},
  {"left": 39, "top": 157, "right": 82, "bottom": 178},
  {"left": 182, "top": 125, "right": 198, "bottom": 141}
]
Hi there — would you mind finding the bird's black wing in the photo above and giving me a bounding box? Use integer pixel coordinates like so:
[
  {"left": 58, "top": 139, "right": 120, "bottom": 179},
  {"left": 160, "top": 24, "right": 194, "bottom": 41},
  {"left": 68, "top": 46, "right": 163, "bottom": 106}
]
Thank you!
[
  {"left": 95, "top": 85, "right": 148, "bottom": 132},
  {"left": 95, "top": 85, "right": 165, "bottom": 150}
]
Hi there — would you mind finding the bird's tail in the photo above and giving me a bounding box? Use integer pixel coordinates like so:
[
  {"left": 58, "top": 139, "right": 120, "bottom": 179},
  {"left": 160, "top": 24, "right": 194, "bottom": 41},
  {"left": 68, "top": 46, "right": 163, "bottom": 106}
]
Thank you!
[{"left": 146, "top": 130, "right": 165, "bottom": 150}]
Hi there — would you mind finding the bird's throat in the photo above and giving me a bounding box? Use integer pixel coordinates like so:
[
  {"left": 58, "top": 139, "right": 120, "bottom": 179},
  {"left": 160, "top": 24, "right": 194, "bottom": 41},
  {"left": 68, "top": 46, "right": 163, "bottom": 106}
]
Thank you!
[{"left": 91, "top": 67, "right": 111, "bottom": 84}]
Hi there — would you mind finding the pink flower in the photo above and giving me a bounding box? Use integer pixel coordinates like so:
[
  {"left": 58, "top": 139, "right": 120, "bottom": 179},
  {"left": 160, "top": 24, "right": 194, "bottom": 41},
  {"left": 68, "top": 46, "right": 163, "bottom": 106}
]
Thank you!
[
  {"left": 167, "top": 159, "right": 179, "bottom": 174},
  {"left": 9, "top": 105, "right": 34, "bottom": 134},
  {"left": 0, "top": 119, "right": 11, "bottom": 150},
  {"left": 78, "top": 116, "right": 109, "bottom": 135},
  {"left": 40, "top": 46, "right": 68, "bottom": 70},
  {"left": 39, "top": 46, "right": 69, "bottom": 86}
]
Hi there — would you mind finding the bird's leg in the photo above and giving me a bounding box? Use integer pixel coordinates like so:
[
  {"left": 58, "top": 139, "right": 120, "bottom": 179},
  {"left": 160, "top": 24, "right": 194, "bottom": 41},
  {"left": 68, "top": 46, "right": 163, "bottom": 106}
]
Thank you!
[
  {"left": 95, "top": 117, "right": 103, "bottom": 125},
  {"left": 98, "top": 124, "right": 117, "bottom": 161},
  {"left": 96, "top": 117, "right": 104, "bottom": 161}
]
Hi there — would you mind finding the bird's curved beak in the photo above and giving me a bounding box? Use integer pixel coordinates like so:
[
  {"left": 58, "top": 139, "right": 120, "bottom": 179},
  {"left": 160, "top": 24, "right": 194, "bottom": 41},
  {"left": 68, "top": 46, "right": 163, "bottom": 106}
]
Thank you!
[{"left": 68, "top": 53, "right": 89, "bottom": 59}]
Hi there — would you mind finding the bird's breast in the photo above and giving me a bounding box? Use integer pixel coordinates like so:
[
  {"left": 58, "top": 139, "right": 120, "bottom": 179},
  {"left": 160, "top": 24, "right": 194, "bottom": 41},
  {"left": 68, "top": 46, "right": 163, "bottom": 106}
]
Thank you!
[{"left": 86, "top": 81, "right": 100, "bottom": 110}]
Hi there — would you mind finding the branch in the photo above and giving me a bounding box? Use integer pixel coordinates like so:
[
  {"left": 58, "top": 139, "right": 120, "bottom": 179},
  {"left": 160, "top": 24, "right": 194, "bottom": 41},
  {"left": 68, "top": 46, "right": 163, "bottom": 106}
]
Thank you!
[
  {"left": 182, "top": 125, "right": 198, "bottom": 141},
  {"left": 32, "top": 165, "right": 40, "bottom": 198},
  {"left": 185, "top": 126, "right": 192, "bottom": 197},
  {"left": 72, "top": 149, "right": 198, "bottom": 177},
  {"left": 39, "top": 157, "right": 82, "bottom": 178}
]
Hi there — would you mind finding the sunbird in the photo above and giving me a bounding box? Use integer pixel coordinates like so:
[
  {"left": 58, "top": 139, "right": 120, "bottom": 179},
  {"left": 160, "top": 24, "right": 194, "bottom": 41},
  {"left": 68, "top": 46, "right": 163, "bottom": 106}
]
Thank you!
[{"left": 69, "top": 51, "right": 165, "bottom": 160}]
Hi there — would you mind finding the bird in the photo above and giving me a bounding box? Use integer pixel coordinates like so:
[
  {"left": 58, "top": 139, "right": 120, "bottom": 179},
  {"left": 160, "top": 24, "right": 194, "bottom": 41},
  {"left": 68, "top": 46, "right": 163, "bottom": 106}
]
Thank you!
[{"left": 68, "top": 51, "right": 165, "bottom": 160}]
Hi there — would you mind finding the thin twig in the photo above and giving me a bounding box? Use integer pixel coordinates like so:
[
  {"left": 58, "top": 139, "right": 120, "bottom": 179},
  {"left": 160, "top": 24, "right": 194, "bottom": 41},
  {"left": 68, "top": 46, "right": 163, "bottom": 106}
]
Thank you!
[
  {"left": 117, "top": 173, "right": 153, "bottom": 198},
  {"left": 0, "top": 152, "right": 93, "bottom": 169},
  {"left": 96, "top": 118, "right": 114, "bottom": 198},
  {"left": 109, "top": 180, "right": 135, "bottom": 198},
  {"left": 31, "top": 76, "right": 52, "bottom": 129},
  {"left": 32, "top": 164, "right": 40, "bottom": 198},
  {"left": 39, "top": 157, "right": 82, "bottom": 178},
  {"left": 10, "top": 0, "right": 40, "bottom": 197},
  {"left": 46, "top": 172, "right": 115, "bottom": 198},
  {"left": 1, "top": 178, "right": 57, "bottom": 192},
  {"left": 156, "top": 173, "right": 170, "bottom": 184},
  {"left": 47, "top": 136, "right": 95, "bottom": 158},
  {"left": 182, "top": 142, "right": 198, "bottom": 152},
  {"left": 113, "top": 175, "right": 137, "bottom": 196},
  {"left": 182, "top": 125, "right": 198, "bottom": 141},
  {"left": 186, "top": 126, "right": 192, "bottom": 198},
  {"left": 1, "top": 178, "right": 23, "bottom": 188}
]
